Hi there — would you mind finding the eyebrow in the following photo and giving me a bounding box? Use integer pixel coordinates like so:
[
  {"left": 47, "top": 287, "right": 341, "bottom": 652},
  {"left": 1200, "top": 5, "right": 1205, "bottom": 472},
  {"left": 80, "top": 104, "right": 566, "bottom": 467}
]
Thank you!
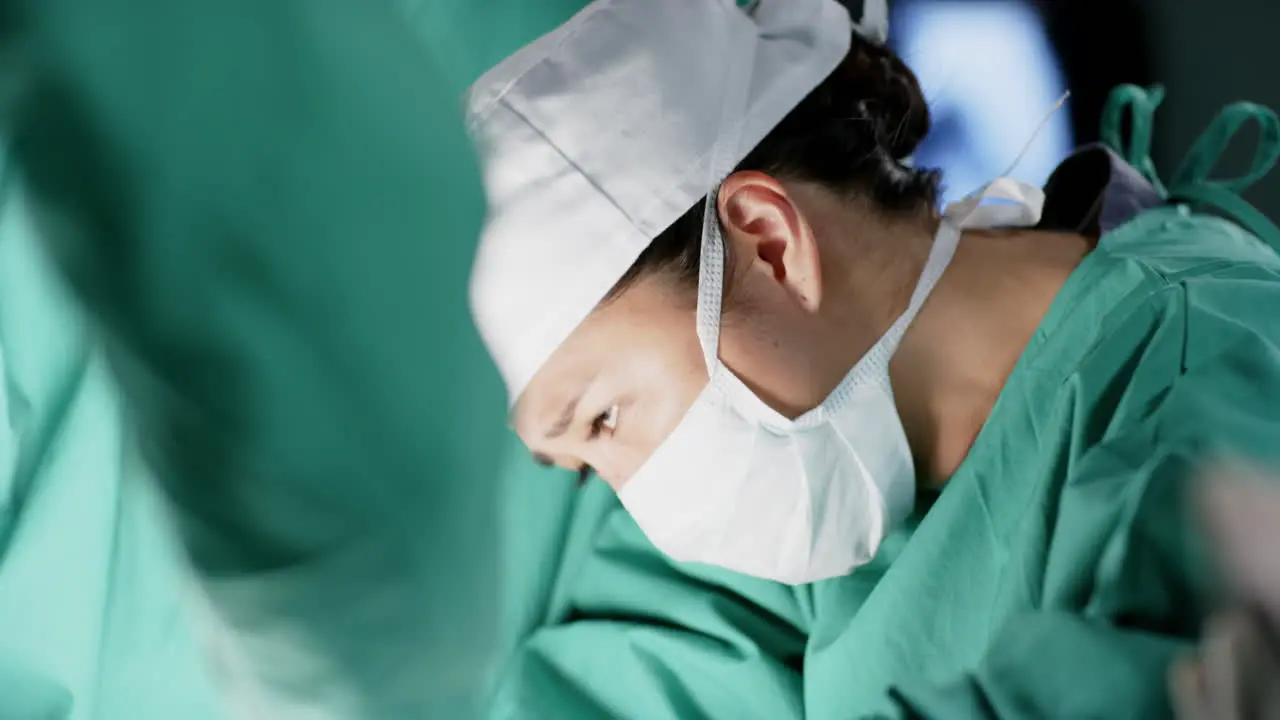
[{"left": 544, "top": 396, "right": 580, "bottom": 440}]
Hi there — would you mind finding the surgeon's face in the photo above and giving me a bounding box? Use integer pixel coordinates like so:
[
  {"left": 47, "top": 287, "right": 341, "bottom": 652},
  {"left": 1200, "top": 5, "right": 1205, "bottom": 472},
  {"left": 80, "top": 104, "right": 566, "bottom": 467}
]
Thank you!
[
  {"left": 511, "top": 270, "right": 708, "bottom": 490},
  {"left": 512, "top": 173, "right": 900, "bottom": 490}
]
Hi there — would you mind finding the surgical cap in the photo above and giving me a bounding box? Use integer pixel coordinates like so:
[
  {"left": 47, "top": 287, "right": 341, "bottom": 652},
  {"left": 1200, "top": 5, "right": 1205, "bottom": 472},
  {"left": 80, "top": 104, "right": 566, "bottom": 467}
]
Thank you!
[{"left": 467, "top": 0, "right": 888, "bottom": 405}]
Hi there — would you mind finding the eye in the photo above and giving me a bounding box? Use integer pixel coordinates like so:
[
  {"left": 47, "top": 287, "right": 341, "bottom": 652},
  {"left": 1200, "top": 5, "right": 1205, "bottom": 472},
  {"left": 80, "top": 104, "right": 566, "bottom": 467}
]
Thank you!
[{"left": 589, "top": 404, "right": 620, "bottom": 439}]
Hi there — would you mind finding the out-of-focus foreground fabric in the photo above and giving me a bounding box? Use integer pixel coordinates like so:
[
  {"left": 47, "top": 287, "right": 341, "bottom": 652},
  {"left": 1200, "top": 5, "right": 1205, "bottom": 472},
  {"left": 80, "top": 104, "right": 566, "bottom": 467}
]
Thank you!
[{"left": 0, "top": 0, "right": 569, "bottom": 716}]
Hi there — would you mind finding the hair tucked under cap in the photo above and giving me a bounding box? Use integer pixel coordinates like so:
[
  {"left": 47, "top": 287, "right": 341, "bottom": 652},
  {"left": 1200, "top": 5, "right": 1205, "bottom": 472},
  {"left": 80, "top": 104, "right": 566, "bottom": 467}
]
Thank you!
[
  {"left": 466, "top": 0, "right": 857, "bottom": 404},
  {"left": 612, "top": 31, "right": 941, "bottom": 298}
]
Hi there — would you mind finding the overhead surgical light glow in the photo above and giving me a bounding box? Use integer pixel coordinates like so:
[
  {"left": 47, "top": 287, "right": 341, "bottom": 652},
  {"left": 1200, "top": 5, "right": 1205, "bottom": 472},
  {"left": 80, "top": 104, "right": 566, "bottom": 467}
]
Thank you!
[{"left": 893, "top": 0, "right": 1074, "bottom": 204}]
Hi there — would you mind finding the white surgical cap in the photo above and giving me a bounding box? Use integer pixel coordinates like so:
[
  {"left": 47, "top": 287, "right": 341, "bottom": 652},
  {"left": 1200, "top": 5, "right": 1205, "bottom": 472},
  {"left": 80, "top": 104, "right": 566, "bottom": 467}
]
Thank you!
[{"left": 467, "top": 0, "right": 889, "bottom": 405}]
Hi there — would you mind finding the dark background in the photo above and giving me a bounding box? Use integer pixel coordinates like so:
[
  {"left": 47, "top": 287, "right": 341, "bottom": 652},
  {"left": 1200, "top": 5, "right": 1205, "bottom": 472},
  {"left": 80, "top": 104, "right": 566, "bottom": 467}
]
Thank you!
[{"left": 1037, "top": 0, "right": 1276, "bottom": 217}]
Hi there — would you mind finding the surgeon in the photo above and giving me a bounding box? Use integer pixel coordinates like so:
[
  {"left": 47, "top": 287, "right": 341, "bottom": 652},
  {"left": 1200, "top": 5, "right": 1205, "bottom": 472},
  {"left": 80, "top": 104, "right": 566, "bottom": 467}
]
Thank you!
[{"left": 469, "top": 0, "right": 1280, "bottom": 716}]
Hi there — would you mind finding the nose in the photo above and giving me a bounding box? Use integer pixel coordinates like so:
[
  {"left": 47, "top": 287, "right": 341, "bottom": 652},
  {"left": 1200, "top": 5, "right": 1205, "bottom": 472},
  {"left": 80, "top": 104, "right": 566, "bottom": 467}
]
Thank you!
[
  {"left": 540, "top": 445, "right": 628, "bottom": 491},
  {"left": 583, "top": 453, "right": 635, "bottom": 492},
  {"left": 527, "top": 437, "right": 592, "bottom": 476},
  {"left": 531, "top": 446, "right": 582, "bottom": 474},
  {"left": 521, "top": 428, "right": 633, "bottom": 491}
]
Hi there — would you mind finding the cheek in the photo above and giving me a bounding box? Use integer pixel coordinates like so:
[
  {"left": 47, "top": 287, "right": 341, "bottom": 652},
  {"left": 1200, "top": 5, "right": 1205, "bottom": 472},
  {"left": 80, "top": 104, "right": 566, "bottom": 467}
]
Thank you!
[
  {"left": 556, "top": 277, "right": 710, "bottom": 487},
  {"left": 604, "top": 331, "right": 707, "bottom": 487},
  {"left": 717, "top": 311, "right": 829, "bottom": 420}
]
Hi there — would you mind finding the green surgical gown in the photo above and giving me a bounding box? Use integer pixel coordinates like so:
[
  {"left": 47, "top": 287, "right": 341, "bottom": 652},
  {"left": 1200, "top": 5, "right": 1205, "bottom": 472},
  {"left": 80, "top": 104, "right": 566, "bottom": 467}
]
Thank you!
[
  {"left": 4, "top": 0, "right": 1280, "bottom": 717},
  {"left": 487, "top": 103, "right": 1280, "bottom": 720},
  {"left": 494, "top": 220, "right": 1280, "bottom": 718},
  {"left": 1, "top": 0, "right": 521, "bottom": 717}
]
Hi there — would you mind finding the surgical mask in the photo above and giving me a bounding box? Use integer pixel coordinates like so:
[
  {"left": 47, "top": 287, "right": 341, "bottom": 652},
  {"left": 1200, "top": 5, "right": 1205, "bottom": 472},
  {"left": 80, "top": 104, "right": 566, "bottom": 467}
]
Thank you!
[{"left": 617, "top": 177, "right": 1044, "bottom": 585}]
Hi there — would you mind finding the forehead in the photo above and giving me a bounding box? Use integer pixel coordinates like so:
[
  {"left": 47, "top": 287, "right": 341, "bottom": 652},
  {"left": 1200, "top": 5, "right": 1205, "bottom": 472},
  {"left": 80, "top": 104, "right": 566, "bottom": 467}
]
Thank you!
[
  {"left": 512, "top": 275, "right": 699, "bottom": 420},
  {"left": 510, "top": 367, "right": 586, "bottom": 434},
  {"left": 563, "top": 272, "right": 698, "bottom": 364}
]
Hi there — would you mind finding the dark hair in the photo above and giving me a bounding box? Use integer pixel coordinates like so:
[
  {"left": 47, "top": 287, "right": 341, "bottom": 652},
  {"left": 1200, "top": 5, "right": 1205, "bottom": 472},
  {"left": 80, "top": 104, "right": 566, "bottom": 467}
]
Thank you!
[{"left": 611, "top": 33, "right": 941, "bottom": 297}]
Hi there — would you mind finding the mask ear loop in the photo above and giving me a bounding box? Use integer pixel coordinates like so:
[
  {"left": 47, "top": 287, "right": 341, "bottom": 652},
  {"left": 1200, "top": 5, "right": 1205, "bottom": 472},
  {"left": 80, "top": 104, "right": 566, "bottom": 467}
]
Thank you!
[
  {"left": 697, "top": 1, "right": 888, "bottom": 377},
  {"left": 829, "top": 92, "right": 1070, "bottom": 410},
  {"left": 694, "top": 1, "right": 763, "bottom": 377},
  {"left": 695, "top": 197, "right": 728, "bottom": 375}
]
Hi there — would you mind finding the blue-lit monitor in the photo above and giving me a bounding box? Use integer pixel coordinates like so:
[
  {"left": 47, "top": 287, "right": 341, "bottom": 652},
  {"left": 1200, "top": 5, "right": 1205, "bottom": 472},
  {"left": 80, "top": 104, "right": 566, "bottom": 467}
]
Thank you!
[{"left": 892, "top": 0, "right": 1075, "bottom": 205}]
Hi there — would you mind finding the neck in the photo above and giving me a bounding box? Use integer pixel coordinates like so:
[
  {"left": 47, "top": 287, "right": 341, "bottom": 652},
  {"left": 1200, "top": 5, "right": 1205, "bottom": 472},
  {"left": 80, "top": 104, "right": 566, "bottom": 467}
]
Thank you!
[{"left": 889, "top": 228, "right": 1092, "bottom": 485}]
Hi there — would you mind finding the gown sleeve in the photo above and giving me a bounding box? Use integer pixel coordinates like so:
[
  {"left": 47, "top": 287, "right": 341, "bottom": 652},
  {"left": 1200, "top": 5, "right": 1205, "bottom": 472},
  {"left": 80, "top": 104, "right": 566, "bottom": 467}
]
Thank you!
[
  {"left": 6, "top": 1, "right": 507, "bottom": 717},
  {"left": 490, "top": 457, "right": 813, "bottom": 720},
  {"left": 883, "top": 270, "right": 1280, "bottom": 719}
]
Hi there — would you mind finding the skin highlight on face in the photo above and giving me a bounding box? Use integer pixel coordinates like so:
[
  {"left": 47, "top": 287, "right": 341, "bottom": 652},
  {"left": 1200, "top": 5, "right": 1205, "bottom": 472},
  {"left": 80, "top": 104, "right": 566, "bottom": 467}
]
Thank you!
[{"left": 512, "top": 268, "right": 707, "bottom": 490}]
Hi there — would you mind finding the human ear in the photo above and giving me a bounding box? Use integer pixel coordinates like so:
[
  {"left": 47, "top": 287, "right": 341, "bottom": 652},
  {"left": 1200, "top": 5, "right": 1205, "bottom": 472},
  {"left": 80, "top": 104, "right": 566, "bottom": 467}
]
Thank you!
[{"left": 717, "top": 171, "right": 823, "bottom": 313}]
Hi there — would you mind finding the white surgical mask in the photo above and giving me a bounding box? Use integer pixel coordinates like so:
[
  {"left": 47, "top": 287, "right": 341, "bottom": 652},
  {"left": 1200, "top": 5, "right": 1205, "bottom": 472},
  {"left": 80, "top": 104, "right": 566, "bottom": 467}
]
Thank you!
[{"left": 617, "top": 177, "right": 1045, "bottom": 585}]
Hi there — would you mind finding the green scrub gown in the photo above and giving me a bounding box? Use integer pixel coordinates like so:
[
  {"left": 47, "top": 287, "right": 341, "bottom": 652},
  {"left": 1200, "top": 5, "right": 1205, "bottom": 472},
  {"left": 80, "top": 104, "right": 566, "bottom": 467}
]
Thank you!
[
  {"left": 1, "top": 0, "right": 521, "bottom": 717},
  {"left": 4, "top": 0, "right": 1278, "bottom": 717},
  {"left": 486, "top": 92, "right": 1280, "bottom": 719}
]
